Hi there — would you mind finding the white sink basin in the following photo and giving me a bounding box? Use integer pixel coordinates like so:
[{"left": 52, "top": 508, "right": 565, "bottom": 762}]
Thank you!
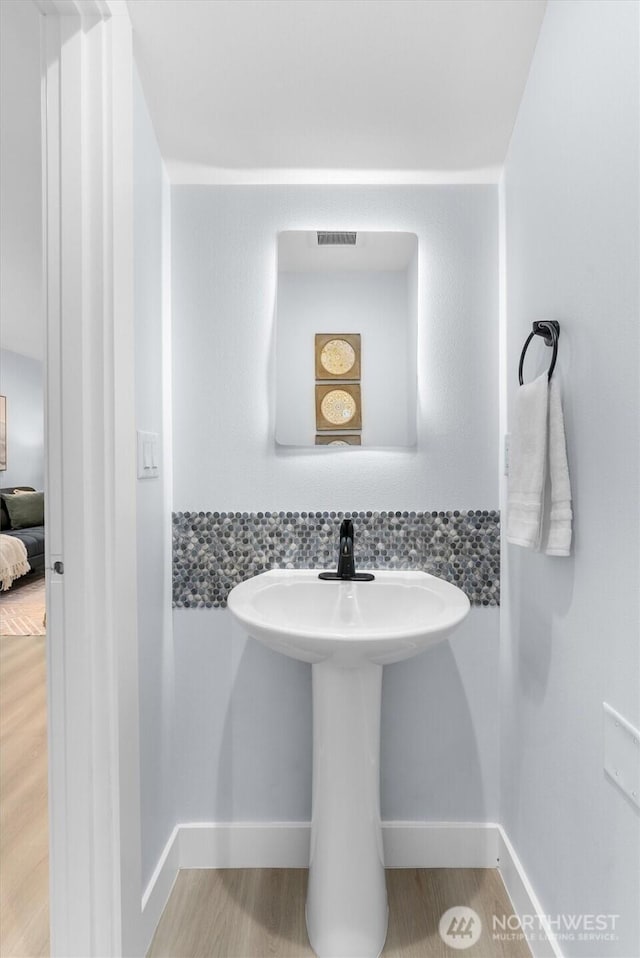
[
  {"left": 228, "top": 568, "right": 470, "bottom": 958},
  {"left": 227, "top": 569, "right": 470, "bottom": 666}
]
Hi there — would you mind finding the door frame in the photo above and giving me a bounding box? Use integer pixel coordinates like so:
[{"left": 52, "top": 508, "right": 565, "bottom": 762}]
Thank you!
[{"left": 37, "top": 1, "right": 144, "bottom": 953}]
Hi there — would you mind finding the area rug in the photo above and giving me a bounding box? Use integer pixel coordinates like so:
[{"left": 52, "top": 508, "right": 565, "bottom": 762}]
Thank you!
[{"left": 0, "top": 572, "right": 46, "bottom": 636}]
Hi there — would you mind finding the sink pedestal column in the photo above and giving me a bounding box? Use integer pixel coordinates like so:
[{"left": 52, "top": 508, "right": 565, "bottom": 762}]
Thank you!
[{"left": 306, "top": 660, "right": 387, "bottom": 958}]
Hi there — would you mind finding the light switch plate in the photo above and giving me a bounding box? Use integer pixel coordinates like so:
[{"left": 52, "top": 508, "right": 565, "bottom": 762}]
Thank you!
[
  {"left": 137, "top": 430, "right": 160, "bottom": 480},
  {"left": 603, "top": 702, "right": 640, "bottom": 808}
]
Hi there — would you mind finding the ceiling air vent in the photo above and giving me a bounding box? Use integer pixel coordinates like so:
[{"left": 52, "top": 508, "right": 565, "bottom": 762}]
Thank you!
[{"left": 317, "top": 231, "right": 357, "bottom": 246}]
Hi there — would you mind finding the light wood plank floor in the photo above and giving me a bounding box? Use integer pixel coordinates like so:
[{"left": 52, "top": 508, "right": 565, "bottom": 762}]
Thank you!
[
  {"left": 0, "top": 633, "right": 49, "bottom": 958},
  {"left": 148, "top": 868, "right": 532, "bottom": 958}
]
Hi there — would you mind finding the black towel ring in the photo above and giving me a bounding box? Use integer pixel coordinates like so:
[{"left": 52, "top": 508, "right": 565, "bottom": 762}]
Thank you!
[{"left": 518, "top": 320, "right": 560, "bottom": 386}]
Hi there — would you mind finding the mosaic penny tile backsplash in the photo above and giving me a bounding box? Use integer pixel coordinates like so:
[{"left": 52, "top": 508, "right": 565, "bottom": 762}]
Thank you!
[{"left": 173, "top": 510, "right": 500, "bottom": 609}]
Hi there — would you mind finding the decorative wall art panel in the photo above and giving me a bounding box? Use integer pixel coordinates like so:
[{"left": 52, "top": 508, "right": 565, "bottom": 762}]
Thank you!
[
  {"left": 315, "top": 333, "right": 361, "bottom": 380},
  {"left": 315, "top": 435, "right": 362, "bottom": 446},
  {"left": 315, "top": 384, "right": 362, "bottom": 431}
]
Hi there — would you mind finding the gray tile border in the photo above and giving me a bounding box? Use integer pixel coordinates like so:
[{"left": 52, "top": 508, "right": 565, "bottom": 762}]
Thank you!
[{"left": 173, "top": 510, "right": 500, "bottom": 609}]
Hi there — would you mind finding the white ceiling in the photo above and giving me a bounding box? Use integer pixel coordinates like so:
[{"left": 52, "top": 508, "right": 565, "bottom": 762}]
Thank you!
[{"left": 128, "top": 0, "right": 546, "bottom": 184}]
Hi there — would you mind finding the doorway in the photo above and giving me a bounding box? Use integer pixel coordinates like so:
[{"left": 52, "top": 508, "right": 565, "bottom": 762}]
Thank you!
[
  {"left": 2, "top": 2, "right": 147, "bottom": 955},
  {"left": 0, "top": 0, "right": 49, "bottom": 954}
]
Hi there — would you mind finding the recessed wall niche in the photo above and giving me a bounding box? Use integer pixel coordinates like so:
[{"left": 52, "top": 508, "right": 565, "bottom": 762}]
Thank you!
[{"left": 275, "top": 230, "right": 418, "bottom": 448}]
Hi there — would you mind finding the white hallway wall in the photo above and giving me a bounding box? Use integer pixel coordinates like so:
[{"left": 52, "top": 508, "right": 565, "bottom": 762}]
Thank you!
[
  {"left": 171, "top": 186, "right": 500, "bottom": 826},
  {"left": 0, "top": 0, "right": 42, "bottom": 361},
  {"left": 0, "top": 349, "right": 43, "bottom": 491},
  {"left": 133, "top": 69, "right": 175, "bottom": 890},
  {"left": 501, "top": 2, "right": 640, "bottom": 957},
  {"left": 0, "top": 0, "right": 44, "bottom": 490}
]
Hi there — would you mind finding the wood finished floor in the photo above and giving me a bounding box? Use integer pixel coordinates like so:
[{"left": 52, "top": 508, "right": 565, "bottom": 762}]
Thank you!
[
  {"left": 148, "top": 868, "right": 532, "bottom": 958},
  {"left": 0, "top": 591, "right": 532, "bottom": 958},
  {"left": 0, "top": 632, "right": 49, "bottom": 958}
]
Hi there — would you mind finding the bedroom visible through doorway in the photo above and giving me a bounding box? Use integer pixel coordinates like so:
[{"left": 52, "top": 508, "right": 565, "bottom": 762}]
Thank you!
[{"left": 0, "top": 1, "right": 49, "bottom": 955}]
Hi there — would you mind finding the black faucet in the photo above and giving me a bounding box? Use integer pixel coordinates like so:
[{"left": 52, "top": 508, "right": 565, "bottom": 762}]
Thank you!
[
  {"left": 319, "top": 518, "right": 375, "bottom": 582},
  {"left": 338, "top": 518, "right": 356, "bottom": 577}
]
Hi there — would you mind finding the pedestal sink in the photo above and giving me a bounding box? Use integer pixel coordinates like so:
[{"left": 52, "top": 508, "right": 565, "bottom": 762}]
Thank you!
[{"left": 227, "top": 569, "right": 470, "bottom": 958}]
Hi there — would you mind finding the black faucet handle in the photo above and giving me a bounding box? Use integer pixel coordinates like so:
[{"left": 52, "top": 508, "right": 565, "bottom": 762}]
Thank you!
[
  {"left": 339, "top": 519, "right": 354, "bottom": 558},
  {"left": 340, "top": 518, "right": 354, "bottom": 540}
]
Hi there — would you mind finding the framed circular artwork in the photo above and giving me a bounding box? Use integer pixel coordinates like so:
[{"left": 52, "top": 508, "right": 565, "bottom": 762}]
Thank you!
[
  {"left": 315, "top": 434, "right": 361, "bottom": 446},
  {"left": 315, "top": 333, "right": 361, "bottom": 380},
  {"left": 315, "top": 383, "right": 362, "bottom": 431}
]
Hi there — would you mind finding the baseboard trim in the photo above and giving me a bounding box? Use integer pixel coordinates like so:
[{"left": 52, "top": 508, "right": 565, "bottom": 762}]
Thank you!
[
  {"left": 179, "top": 821, "right": 312, "bottom": 868},
  {"left": 383, "top": 821, "right": 500, "bottom": 868},
  {"left": 141, "top": 821, "right": 561, "bottom": 958},
  {"left": 140, "top": 826, "right": 180, "bottom": 949},
  {"left": 497, "top": 826, "right": 563, "bottom": 958}
]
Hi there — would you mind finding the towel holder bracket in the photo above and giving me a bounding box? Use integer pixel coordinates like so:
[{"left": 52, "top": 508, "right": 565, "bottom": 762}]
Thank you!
[
  {"left": 533, "top": 320, "right": 560, "bottom": 347},
  {"left": 519, "top": 320, "right": 561, "bottom": 385}
]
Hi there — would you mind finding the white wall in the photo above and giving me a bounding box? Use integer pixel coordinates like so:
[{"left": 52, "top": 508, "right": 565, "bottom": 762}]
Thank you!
[
  {"left": 171, "top": 185, "right": 500, "bottom": 827},
  {"left": 173, "top": 608, "right": 499, "bottom": 826},
  {"left": 0, "top": 0, "right": 44, "bottom": 492},
  {"left": 0, "top": 0, "right": 42, "bottom": 361},
  {"left": 0, "top": 349, "right": 44, "bottom": 491},
  {"left": 276, "top": 268, "right": 416, "bottom": 447},
  {"left": 172, "top": 186, "right": 498, "bottom": 511},
  {"left": 501, "top": 3, "right": 640, "bottom": 956},
  {"left": 133, "top": 69, "right": 175, "bottom": 890}
]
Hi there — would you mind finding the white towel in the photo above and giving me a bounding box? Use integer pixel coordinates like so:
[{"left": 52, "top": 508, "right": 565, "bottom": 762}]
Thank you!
[
  {"left": 545, "top": 378, "right": 573, "bottom": 555},
  {"left": 507, "top": 373, "right": 572, "bottom": 556},
  {"left": 507, "top": 373, "right": 548, "bottom": 550},
  {"left": 0, "top": 534, "right": 31, "bottom": 590}
]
